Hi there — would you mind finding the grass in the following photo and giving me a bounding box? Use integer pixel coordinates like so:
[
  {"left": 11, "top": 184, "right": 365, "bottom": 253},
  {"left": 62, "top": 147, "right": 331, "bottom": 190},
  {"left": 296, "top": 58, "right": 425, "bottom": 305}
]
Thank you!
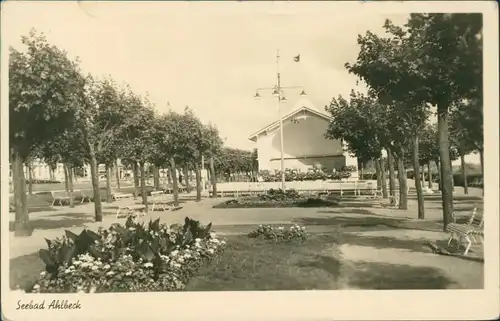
[{"left": 186, "top": 234, "right": 343, "bottom": 291}]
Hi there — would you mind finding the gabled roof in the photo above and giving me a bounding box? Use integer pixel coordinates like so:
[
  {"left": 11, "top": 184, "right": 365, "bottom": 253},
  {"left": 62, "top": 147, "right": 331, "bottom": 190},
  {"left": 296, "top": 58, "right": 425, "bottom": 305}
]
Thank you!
[{"left": 248, "top": 98, "right": 332, "bottom": 142}]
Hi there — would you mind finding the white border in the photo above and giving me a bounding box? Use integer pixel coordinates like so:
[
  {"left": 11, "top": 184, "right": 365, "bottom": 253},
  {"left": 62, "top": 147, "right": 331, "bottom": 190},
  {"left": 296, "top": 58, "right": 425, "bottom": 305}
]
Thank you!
[{"left": 1, "top": 1, "right": 499, "bottom": 320}]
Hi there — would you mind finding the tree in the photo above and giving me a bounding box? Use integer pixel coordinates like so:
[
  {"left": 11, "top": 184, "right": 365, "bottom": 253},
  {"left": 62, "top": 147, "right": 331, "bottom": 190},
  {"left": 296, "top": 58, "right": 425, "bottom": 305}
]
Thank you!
[
  {"left": 117, "top": 90, "right": 156, "bottom": 212},
  {"left": 201, "top": 123, "right": 224, "bottom": 198},
  {"left": 449, "top": 101, "right": 481, "bottom": 194},
  {"left": 345, "top": 14, "right": 481, "bottom": 228},
  {"left": 74, "top": 76, "right": 132, "bottom": 221},
  {"left": 325, "top": 91, "right": 391, "bottom": 199},
  {"left": 9, "top": 30, "right": 82, "bottom": 233}
]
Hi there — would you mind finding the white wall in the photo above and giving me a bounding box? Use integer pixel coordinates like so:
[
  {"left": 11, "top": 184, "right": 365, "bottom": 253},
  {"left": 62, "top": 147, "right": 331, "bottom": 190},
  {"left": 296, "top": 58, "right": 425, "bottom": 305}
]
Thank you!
[{"left": 256, "top": 113, "right": 345, "bottom": 172}]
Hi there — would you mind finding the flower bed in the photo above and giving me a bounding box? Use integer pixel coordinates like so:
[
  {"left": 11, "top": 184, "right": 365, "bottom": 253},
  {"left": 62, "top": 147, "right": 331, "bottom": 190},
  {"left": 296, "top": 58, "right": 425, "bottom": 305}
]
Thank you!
[
  {"left": 258, "top": 166, "right": 356, "bottom": 182},
  {"left": 248, "top": 224, "right": 309, "bottom": 242},
  {"left": 29, "top": 216, "right": 226, "bottom": 293},
  {"left": 213, "top": 188, "right": 340, "bottom": 208}
]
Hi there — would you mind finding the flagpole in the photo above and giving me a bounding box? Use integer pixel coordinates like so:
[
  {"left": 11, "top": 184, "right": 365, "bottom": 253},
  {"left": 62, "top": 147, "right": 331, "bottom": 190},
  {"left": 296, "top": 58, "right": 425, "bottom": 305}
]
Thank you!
[
  {"left": 253, "top": 50, "right": 307, "bottom": 191},
  {"left": 276, "top": 49, "right": 286, "bottom": 190}
]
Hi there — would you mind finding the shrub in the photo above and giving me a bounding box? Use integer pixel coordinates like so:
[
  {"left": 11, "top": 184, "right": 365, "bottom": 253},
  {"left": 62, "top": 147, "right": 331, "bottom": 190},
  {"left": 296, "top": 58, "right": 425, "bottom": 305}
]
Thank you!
[
  {"left": 29, "top": 217, "right": 225, "bottom": 293},
  {"left": 259, "top": 188, "right": 300, "bottom": 201},
  {"left": 248, "top": 224, "right": 308, "bottom": 242},
  {"left": 258, "top": 167, "right": 353, "bottom": 182}
]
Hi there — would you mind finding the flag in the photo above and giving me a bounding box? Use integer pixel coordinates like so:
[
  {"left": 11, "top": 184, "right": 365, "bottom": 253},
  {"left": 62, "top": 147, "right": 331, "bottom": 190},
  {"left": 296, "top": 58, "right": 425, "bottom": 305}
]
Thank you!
[{"left": 293, "top": 54, "right": 300, "bottom": 62}]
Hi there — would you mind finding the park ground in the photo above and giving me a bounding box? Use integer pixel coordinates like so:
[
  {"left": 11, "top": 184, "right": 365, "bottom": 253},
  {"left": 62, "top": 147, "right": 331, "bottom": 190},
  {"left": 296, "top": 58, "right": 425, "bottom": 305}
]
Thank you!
[{"left": 8, "top": 181, "right": 485, "bottom": 291}]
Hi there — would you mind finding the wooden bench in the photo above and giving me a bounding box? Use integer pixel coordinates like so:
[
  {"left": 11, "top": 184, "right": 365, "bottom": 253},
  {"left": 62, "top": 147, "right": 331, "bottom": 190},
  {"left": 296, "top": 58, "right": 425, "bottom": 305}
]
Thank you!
[
  {"left": 116, "top": 204, "right": 147, "bottom": 219},
  {"left": 113, "top": 192, "right": 134, "bottom": 200},
  {"left": 51, "top": 191, "right": 70, "bottom": 206},
  {"left": 446, "top": 208, "right": 484, "bottom": 256}
]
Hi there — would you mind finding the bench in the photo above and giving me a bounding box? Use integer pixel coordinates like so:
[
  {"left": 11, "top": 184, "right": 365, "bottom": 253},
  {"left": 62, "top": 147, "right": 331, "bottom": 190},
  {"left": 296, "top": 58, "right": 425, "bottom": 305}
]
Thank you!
[
  {"left": 150, "top": 190, "right": 164, "bottom": 197},
  {"left": 113, "top": 192, "right": 134, "bottom": 200},
  {"left": 80, "top": 189, "right": 93, "bottom": 203},
  {"left": 446, "top": 208, "right": 484, "bottom": 256},
  {"left": 116, "top": 204, "right": 147, "bottom": 219},
  {"left": 51, "top": 191, "right": 70, "bottom": 206}
]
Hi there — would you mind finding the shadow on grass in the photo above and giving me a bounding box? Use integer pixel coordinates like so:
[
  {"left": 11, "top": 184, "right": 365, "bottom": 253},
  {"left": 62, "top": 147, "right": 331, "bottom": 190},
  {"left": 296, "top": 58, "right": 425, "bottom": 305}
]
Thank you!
[
  {"left": 295, "top": 216, "right": 404, "bottom": 230},
  {"left": 337, "top": 233, "right": 432, "bottom": 254},
  {"left": 10, "top": 251, "right": 43, "bottom": 291},
  {"left": 345, "top": 261, "right": 455, "bottom": 289}
]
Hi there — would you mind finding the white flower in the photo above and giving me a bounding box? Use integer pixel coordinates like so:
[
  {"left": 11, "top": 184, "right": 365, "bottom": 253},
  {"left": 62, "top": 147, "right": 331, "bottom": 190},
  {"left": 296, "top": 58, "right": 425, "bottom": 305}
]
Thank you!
[
  {"left": 64, "top": 268, "right": 71, "bottom": 274},
  {"left": 125, "top": 271, "right": 132, "bottom": 276},
  {"left": 178, "top": 257, "right": 185, "bottom": 263},
  {"left": 174, "top": 263, "right": 181, "bottom": 268},
  {"left": 33, "top": 284, "right": 40, "bottom": 290},
  {"left": 89, "top": 286, "right": 97, "bottom": 293},
  {"left": 72, "top": 260, "right": 81, "bottom": 266},
  {"left": 128, "top": 227, "right": 136, "bottom": 231},
  {"left": 195, "top": 238, "right": 202, "bottom": 243},
  {"left": 210, "top": 232, "right": 217, "bottom": 238},
  {"left": 170, "top": 250, "right": 179, "bottom": 256},
  {"left": 91, "top": 265, "right": 98, "bottom": 271},
  {"left": 185, "top": 245, "right": 190, "bottom": 249},
  {"left": 103, "top": 264, "right": 110, "bottom": 270},
  {"left": 94, "top": 240, "right": 99, "bottom": 244},
  {"left": 96, "top": 261, "right": 102, "bottom": 265},
  {"left": 211, "top": 238, "right": 220, "bottom": 244},
  {"left": 221, "top": 240, "right": 226, "bottom": 245},
  {"left": 144, "top": 262, "right": 153, "bottom": 268},
  {"left": 40, "top": 271, "right": 46, "bottom": 277},
  {"left": 106, "top": 271, "right": 115, "bottom": 276},
  {"left": 278, "top": 227, "right": 284, "bottom": 230},
  {"left": 208, "top": 249, "right": 214, "bottom": 254},
  {"left": 184, "top": 254, "right": 191, "bottom": 259}
]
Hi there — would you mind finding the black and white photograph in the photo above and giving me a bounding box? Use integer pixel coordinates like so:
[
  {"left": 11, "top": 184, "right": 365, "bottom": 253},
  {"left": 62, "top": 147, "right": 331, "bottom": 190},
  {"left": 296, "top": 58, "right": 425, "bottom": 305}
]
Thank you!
[{"left": 1, "top": 1, "right": 498, "bottom": 320}]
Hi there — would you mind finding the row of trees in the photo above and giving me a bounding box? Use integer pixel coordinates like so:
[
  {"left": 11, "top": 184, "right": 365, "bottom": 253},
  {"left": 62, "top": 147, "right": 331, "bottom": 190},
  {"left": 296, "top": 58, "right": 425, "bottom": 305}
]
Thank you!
[
  {"left": 325, "top": 13, "right": 482, "bottom": 230},
  {"left": 8, "top": 30, "right": 252, "bottom": 233}
]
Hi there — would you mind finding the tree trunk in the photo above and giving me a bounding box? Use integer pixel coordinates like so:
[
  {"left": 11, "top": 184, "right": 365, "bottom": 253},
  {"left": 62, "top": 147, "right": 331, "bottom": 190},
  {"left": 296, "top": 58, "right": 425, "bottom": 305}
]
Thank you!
[
  {"left": 167, "top": 168, "right": 172, "bottom": 185},
  {"left": 194, "top": 162, "right": 202, "bottom": 202},
  {"left": 387, "top": 150, "right": 396, "bottom": 196},
  {"left": 153, "top": 165, "right": 160, "bottom": 189},
  {"left": 170, "top": 158, "right": 179, "bottom": 206},
  {"left": 115, "top": 159, "right": 121, "bottom": 191},
  {"left": 396, "top": 154, "right": 408, "bottom": 210},
  {"left": 49, "top": 168, "right": 54, "bottom": 181},
  {"left": 209, "top": 156, "right": 217, "bottom": 198},
  {"left": 27, "top": 162, "right": 33, "bottom": 196},
  {"left": 479, "top": 149, "right": 484, "bottom": 196},
  {"left": 105, "top": 164, "right": 113, "bottom": 202},
  {"left": 428, "top": 162, "right": 433, "bottom": 189},
  {"left": 12, "top": 151, "right": 30, "bottom": 235},
  {"left": 375, "top": 159, "right": 382, "bottom": 190},
  {"left": 411, "top": 136, "right": 425, "bottom": 219},
  {"left": 88, "top": 148, "right": 102, "bottom": 222},
  {"left": 63, "top": 164, "right": 69, "bottom": 192},
  {"left": 449, "top": 154, "right": 455, "bottom": 191},
  {"left": 436, "top": 158, "right": 442, "bottom": 191},
  {"left": 68, "top": 164, "right": 75, "bottom": 208},
  {"left": 133, "top": 162, "right": 140, "bottom": 199},
  {"left": 139, "top": 162, "right": 148, "bottom": 213},
  {"left": 380, "top": 158, "right": 388, "bottom": 199},
  {"left": 460, "top": 153, "right": 468, "bottom": 194},
  {"left": 183, "top": 166, "right": 190, "bottom": 190},
  {"left": 437, "top": 107, "right": 454, "bottom": 231}
]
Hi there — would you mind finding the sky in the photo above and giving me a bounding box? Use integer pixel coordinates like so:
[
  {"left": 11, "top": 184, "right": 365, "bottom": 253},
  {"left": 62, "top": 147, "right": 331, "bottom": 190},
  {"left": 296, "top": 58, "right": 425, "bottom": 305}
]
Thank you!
[{"left": 2, "top": 1, "right": 479, "bottom": 164}]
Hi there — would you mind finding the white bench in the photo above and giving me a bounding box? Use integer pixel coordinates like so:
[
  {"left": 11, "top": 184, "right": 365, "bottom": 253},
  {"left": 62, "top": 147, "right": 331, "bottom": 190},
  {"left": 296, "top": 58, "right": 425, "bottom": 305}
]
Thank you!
[
  {"left": 113, "top": 192, "right": 134, "bottom": 200},
  {"left": 150, "top": 190, "right": 164, "bottom": 197},
  {"left": 51, "top": 191, "right": 70, "bottom": 206},
  {"left": 116, "top": 204, "right": 147, "bottom": 219},
  {"left": 446, "top": 208, "right": 484, "bottom": 255},
  {"left": 80, "top": 189, "right": 93, "bottom": 203}
]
